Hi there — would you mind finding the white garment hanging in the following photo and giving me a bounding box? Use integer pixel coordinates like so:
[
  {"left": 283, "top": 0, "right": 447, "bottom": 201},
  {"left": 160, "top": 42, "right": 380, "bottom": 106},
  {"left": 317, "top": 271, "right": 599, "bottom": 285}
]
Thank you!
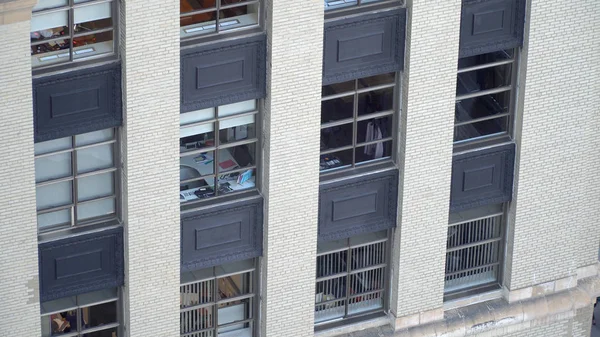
[{"left": 364, "top": 121, "right": 384, "bottom": 159}]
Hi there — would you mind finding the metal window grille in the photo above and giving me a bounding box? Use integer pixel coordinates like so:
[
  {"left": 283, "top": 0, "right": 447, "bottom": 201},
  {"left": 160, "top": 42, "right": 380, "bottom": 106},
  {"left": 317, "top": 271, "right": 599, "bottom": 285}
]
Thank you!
[
  {"left": 34, "top": 128, "right": 120, "bottom": 234},
  {"left": 454, "top": 49, "right": 517, "bottom": 145},
  {"left": 180, "top": 262, "right": 256, "bottom": 337},
  {"left": 180, "top": 0, "right": 260, "bottom": 39},
  {"left": 30, "top": 0, "right": 116, "bottom": 68},
  {"left": 445, "top": 211, "right": 505, "bottom": 294},
  {"left": 315, "top": 235, "right": 388, "bottom": 325},
  {"left": 324, "top": 0, "right": 402, "bottom": 11},
  {"left": 320, "top": 73, "right": 397, "bottom": 173}
]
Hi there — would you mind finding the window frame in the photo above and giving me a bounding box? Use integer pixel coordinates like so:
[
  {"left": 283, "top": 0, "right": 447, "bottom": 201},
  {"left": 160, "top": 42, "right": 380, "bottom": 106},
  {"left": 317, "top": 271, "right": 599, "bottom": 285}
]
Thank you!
[
  {"left": 34, "top": 128, "right": 121, "bottom": 235},
  {"left": 179, "top": 100, "right": 261, "bottom": 206},
  {"left": 30, "top": 0, "right": 118, "bottom": 70},
  {"left": 324, "top": 0, "right": 402, "bottom": 13},
  {"left": 453, "top": 48, "right": 519, "bottom": 148},
  {"left": 319, "top": 73, "right": 399, "bottom": 176},
  {"left": 179, "top": 259, "right": 259, "bottom": 337}
]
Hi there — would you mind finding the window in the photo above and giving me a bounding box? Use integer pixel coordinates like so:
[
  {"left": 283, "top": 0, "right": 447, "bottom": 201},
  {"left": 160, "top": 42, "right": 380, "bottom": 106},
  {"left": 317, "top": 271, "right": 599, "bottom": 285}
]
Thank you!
[
  {"left": 454, "top": 49, "right": 516, "bottom": 144},
  {"left": 445, "top": 204, "right": 506, "bottom": 297},
  {"left": 324, "top": 0, "right": 399, "bottom": 11},
  {"left": 30, "top": 0, "right": 115, "bottom": 68},
  {"left": 34, "top": 128, "right": 119, "bottom": 233},
  {"left": 180, "top": 0, "right": 259, "bottom": 39},
  {"left": 320, "top": 73, "right": 396, "bottom": 172},
  {"left": 179, "top": 100, "right": 258, "bottom": 203},
  {"left": 315, "top": 231, "right": 389, "bottom": 326},
  {"left": 40, "top": 288, "right": 120, "bottom": 337},
  {"left": 180, "top": 259, "right": 257, "bottom": 337}
]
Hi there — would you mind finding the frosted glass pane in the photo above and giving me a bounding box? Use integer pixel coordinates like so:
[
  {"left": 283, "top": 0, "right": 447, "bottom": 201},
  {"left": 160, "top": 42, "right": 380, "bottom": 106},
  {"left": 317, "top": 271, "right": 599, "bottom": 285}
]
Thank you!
[
  {"left": 77, "top": 198, "right": 115, "bottom": 220},
  {"left": 76, "top": 144, "right": 114, "bottom": 173},
  {"left": 33, "top": 0, "right": 68, "bottom": 11},
  {"left": 75, "top": 128, "right": 114, "bottom": 146},
  {"left": 74, "top": 2, "right": 111, "bottom": 24},
  {"left": 35, "top": 152, "right": 72, "bottom": 182},
  {"left": 36, "top": 181, "right": 72, "bottom": 210},
  {"left": 78, "top": 172, "right": 114, "bottom": 201},
  {"left": 31, "top": 11, "right": 68, "bottom": 32},
  {"left": 218, "top": 100, "right": 256, "bottom": 117},
  {"left": 180, "top": 123, "right": 214, "bottom": 138},
  {"left": 180, "top": 107, "right": 215, "bottom": 126},
  {"left": 35, "top": 137, "right": 71, "bottom": 155},
  {"left": 219, "top": 115, "right": 255, "bottom": 130},
  {"left": 38, "top": 209, "right": 71, "bottom": 229}
]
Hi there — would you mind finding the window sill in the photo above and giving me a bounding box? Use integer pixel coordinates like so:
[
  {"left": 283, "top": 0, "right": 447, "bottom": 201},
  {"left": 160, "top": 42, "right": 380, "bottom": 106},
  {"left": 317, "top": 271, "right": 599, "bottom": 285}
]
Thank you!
[
  {"left": 180, "top": 189, "right": 262, "bottom": 215},
  {"left": 452, "top": 135, "right": 514, "bottom": 156},
  {"left": 180, "top": 26, "right": 263, "bottom": 49},
  {"left": 314, "top": 311, "right": 389, "bottom": 336},
  {"left": 324, "top": 1, "right": 404, "bottom": 22},
  {"left": 319, "top": 160, "right": 397, "bottom": 185},
  {"left": 32, "top": 55, "right": 119, "bottom": 79},
  {"left": 38, "top": 218, "right": 122, "bottom": 244},
  {"left": 443, "top": 284, "right": 503, "bottom": 310}
]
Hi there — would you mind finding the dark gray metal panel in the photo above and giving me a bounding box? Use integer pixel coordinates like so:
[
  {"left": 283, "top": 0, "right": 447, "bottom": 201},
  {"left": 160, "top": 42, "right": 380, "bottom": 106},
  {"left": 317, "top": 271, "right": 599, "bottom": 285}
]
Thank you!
[
  {"left": 323, "top": 9, "right": 406, "bottom": 86},
  {"left": 450, "top": 143, "right": 515, "bottom": 212},
  {"left": 181, "top": 196, "right": 263, "bottom": 272},
  {"left": 38, "top": 227, "right": 124, "bottom": 302},
  {"left": 33, "top": 62, "right": 122, "bottom": 143},
  {"left": 181, "top": 34, "right": 266, "bottom": 112},
  {"left": 459, "top": 0, "right": 526, "bottom": 57},
  {"left": 319, "top": 169, "right": 398, "bottom": 242}
]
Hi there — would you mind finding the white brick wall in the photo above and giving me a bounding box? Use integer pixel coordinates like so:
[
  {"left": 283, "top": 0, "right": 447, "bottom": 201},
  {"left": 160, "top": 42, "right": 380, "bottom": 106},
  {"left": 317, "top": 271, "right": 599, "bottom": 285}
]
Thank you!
[
  {"left": 505, "top": 0, "right": 600, "bottom": 291},
  {"left": 0, "top": 19, "right": 42, "bottom": 337},
  {"left": 390, "top": 0, "right": 461, "bottom": 319},
  {"left": 259, "top": 0, "right": 323, "bottom": 336},
  {"left": 118, "top": 0, "right": 181, "bottom": 335}
]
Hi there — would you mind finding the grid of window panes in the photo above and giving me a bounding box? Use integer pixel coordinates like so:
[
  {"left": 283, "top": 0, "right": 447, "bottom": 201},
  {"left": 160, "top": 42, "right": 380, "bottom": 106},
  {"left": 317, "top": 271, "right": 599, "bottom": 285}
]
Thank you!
[
  {"left": 180, "top": 0, "right": 259, "bottom": 39},
  {"left": 30, "top": 0, "right": 115, "bottom": 68},
  {"left": 454, "top": 49, "right": 516, "bottom": 144},
  {"left": 445, "top": 204, "right": 505, "bottom": 295},
  {"left": 180, "top": 259, "right": 256, "bottom": 337},
  {"left": 324, "top": 0, "right": 398, "bottom": 11},
  {"left": 40, "top": 288, "right": 119, "bottom": 337},
  {"left": 179, "top": 100, "right": 258, "bottom": 203},
  {"left": 34, "top": 128, "right": 118, "bottom": 233},
  {"left": 320, "top": 73, "right": 396, "bottom": 172},
  {"left": 315, "top": 231, "right": 388, "bottom": 325}
]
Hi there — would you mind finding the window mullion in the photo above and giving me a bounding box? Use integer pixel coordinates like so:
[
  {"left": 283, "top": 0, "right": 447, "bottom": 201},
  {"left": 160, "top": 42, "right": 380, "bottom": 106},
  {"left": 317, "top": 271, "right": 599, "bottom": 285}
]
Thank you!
[
  {"left": 214, "top": 109, "right": 220, "bottom": 197},
  {"left": 344, "top": 244, "right": 352, "bottom": 318},
  {"left": 71, "top": 135, "right": 78, "bottom": 227},
  {"left": 69, "top": 4, "right": 74, "bottom": 62}
]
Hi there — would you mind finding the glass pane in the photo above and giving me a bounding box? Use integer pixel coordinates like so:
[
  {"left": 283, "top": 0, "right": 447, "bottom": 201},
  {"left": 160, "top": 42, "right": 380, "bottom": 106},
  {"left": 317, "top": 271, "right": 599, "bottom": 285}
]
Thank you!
[
  {"left": 351, "top": 241, "right": 386, "bottom": 270},
  {"left": 357, "top": 72, "right": 395, "bottom": 89},
  {"left": 35, "top": 137, "right": 72, "bottom": 155},
  {"left": 75, "top": 129, "right": 114, "bottom": 146},
  {"left": 73, "top": 31, "right": 114, "bottom": 60},
  {"left": 181, "top": 10, "right": 217, "bottom": 36},
  {"left": 218, "top": 100, "right": 256, "bottom": 117},
  {"left": 180, "top": 179, "right": 215, "bottom": 202},
  {"left": 218, "top": 322, "right": 250, "bottom": 336},
  {"left": 180, "top": 306, "right": 214, "bottom": 335},
  {"left": 455, "top": 91, "right": 510, "bottom": 123},
  {"left": 45, "top": 311, "right": 78, "bottom": 334},
  {"left": 218, "top": 3, "right": 258, "bottom": 32},
  {"left": 35, "top": 152, "right": 72, "bottom": 183},
  {"left": 218, "top": 271, "right": 251, "bottom": 299},
  {"left": 217, "top": 143, "right": 255, "bottom": 173},
  {"left": 31, "top": 11, "right": 69, "bottom": 36},
  {"left": 355, "top": 140, "right": 392, "bottom": 165},
  {"left": 76, "top": 144, "right": 114, "bottom": 173},
  {"left": 348, "top": 291, "right": 383, "bottom": 315},
  {"left": 454, "top": 116, "right": 509, "bottom": 143},
  {"left": 217, "top": 298, "right": 251, "bottom": 330},
  {"left": 81, "top": 300, "right": 117, "bottom": 330},
  {"left": 322, "top": 80, "right": 355, "bottom": 97},
  {"left": 357, "top": 87, "right": 394, "bottom": 116},
  {"left": 77, "top": 198, "right": 115, "bottom": 221},
  {"left": 181, "top": 125, "right": 215, "bottom": 152},
  {"left": 317, "top": 250, "right": 348, "bottom": 278},
  {"left": 85, "top": 328, "right": 118, "bottom": 337},
  {"left": 78, "top": 172, "right": 114, "bottom": 201},
  {"left": 181, "top": 151, "right": 215, "bottom": 179},
  {"left": 74, "top": 2, "right": 112, "bottom": 27},
  {"left": 217, "top": 169, "right": 255, "bottom": 195},
  {"left": 181, "top": 279, "right": 215, "bottom": 308},
  {"left": 219, "top": 115, "right": 256, "bottom": 145},
  {"left": 321, "top": 123, "right": 353, "bottom": 150},
  {"left": 321, "top": 96, "right": 354, "bottom": 123},
  {"left": 315, "top": 275, "right": 346, "bottom": 322},
  {"left": 356, "top": 116, "right": 392, "bottom": 144},
  {"left": 181, "top": 107, "right": 216, "bottom": 125},
  {"left": 36, "top": 181, "right": 72, "bottom": 210},
  {"left": 324, "top": 0, "right": 357, "bottom": 11},
  {"left": 38, "top": 209, "right": 71, "bottom": 230},
  {"left": 456, "top": 63, "right": 512, "bottom": 96},
  {"left": 181, "top": 0, "right": 216, "bottom": 13},
  {"left": 319, "top": 150, "right": 351, "bottom": 172},
  {"left": 458, "top": 50, "right": 514, "bottom": 70},
  {"left": 33, "top": 0, "right": 68, "bottom": 11}
]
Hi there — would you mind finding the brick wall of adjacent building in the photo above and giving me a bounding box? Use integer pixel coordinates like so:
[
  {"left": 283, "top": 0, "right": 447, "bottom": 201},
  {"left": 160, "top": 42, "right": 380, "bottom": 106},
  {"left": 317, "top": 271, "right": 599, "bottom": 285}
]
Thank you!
[
  {"left": 389, "top": 0, "right": 461, "bottom": 320},
  {"left": 118, "top": 0, "right": 181, "bottom": 334},
  {"left": 0, "top": 18, "right": 41, "bottom": 337},
  {"left": 505, "top": 0, "right": 600, "bottom": 291},
  {"left": 259, "top": 0, "right": 323, "bottom": 336}
]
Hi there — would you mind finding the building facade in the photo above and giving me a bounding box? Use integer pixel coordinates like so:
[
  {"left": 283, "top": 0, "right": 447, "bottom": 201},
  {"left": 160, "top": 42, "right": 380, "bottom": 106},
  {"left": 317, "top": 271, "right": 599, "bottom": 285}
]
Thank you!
[{"left": 1, "top": 0, "right": 600, "bottom": 336}]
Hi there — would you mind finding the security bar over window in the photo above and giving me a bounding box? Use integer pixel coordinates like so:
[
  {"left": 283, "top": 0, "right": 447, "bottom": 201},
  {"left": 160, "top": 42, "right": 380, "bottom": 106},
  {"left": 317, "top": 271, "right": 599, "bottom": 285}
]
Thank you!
[
  {"left": 445, "top": 204, "right": 505, "bottom": 295},
  {"left": 179, "top": 100, "right": 258, "bottom": 204},
  {"left": 454, "top": 49, "right": 516, "bottom": 144},
  {"left": 315, "top": 231, "right": 389, "bottom": 325},
  {"left": 324, "top": 0, "right": 400, "bottom": 11},
  {"left": 34, "top": 128, "right": 119, "bottom": 234},
  {"left": 30, "top": 0, "right": 115, "bottom": 68},
  {"left": 180, "top": 0, "right": 260, "bottom": 39},
  {"left": 180, "top": 259, "right": 256, "bottom": 337},
  {"left": 320, "top": 73, "right": 396, "bottom": 173}
]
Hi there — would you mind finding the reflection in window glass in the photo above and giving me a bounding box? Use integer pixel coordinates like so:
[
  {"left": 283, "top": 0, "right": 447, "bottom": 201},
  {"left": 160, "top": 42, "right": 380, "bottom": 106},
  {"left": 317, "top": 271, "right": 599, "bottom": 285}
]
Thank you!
[{"left": 180, "top": 0, "right": 259, "bottom": 38}]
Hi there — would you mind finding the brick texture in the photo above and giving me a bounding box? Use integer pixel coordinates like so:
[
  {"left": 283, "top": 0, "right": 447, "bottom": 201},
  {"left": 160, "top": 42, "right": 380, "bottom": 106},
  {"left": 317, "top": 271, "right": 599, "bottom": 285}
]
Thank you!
[
  {"left": 505, "top": 0, "right": 600, "bottom": 290},
  {"left": 0, "top": 19, "right": 41, "bottom": 337},
  {"left": 259, "top": 0, "right": 323, "bottom": 336},
  {"left": 390, "top": 0, "right": 461, "bottom": 318},
  {"left": 118, "top": 0, "right": 181, "bottom": 335}
]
